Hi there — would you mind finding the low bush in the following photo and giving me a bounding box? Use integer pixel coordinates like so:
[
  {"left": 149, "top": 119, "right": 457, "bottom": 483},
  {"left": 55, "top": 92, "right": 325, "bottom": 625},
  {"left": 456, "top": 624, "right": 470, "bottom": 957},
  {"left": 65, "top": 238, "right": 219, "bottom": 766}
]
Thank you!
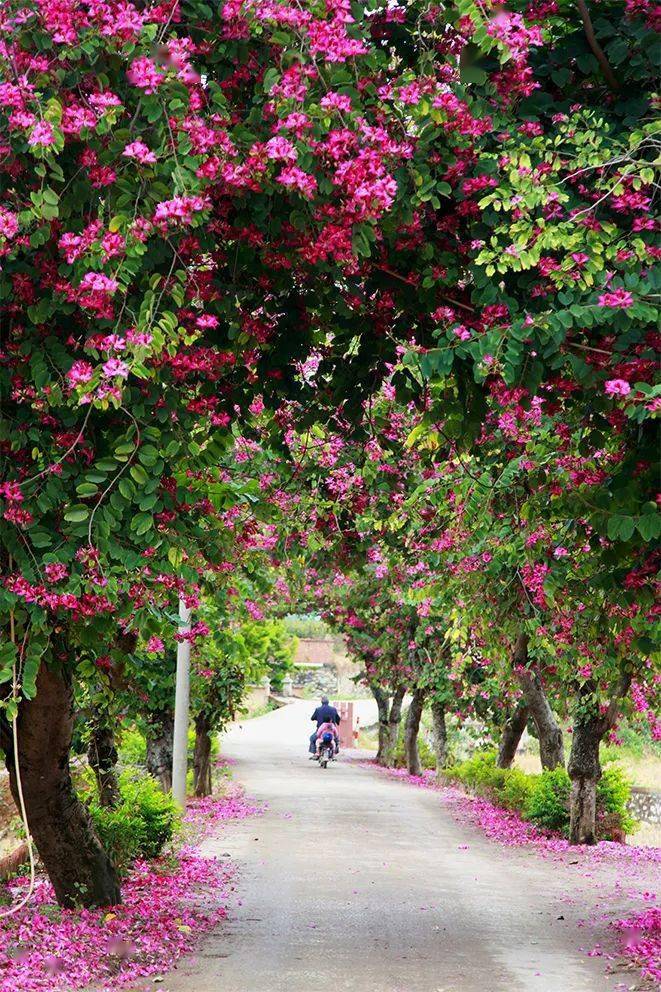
[
  {"left": 524, "top": 767, "right": 570, "bottom": 832},
  {"left": 118, "top": 727, "right": 147, "bottom": 768},
  {"left": 88, "top": 772, "right": 179, "bottom": 875},
  {"left": 444, "top": 751, "right": 634, "bottom": 841}
]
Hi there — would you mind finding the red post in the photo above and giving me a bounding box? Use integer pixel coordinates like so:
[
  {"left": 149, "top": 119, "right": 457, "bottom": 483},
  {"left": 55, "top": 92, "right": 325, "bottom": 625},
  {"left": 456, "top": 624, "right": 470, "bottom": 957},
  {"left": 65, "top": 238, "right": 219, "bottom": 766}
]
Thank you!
[{"left": 334, "top": 701, "right": 354, "bottom": 749}]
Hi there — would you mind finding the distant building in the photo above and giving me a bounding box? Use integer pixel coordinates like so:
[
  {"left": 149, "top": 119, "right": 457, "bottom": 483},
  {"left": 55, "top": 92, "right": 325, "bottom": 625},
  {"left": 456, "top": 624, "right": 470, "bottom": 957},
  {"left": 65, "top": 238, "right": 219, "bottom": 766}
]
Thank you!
[{"left": 293, "top": 637, "right": 357, "bottom": 695}]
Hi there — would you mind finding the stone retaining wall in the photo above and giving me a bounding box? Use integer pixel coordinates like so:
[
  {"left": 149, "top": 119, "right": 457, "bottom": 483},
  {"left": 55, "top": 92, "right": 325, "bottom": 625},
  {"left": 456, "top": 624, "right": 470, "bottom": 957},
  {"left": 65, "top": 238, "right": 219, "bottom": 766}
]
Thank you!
[{"left": 628, "top": 786, "right": 661, "bottom": 824}]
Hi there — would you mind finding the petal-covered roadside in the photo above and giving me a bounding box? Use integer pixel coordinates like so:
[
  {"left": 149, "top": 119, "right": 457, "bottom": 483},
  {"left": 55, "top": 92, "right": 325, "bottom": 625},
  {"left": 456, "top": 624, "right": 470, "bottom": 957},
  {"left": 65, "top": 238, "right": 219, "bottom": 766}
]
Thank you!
[{"left": 0, "top": 791, "right": 261, "bottom": 992}]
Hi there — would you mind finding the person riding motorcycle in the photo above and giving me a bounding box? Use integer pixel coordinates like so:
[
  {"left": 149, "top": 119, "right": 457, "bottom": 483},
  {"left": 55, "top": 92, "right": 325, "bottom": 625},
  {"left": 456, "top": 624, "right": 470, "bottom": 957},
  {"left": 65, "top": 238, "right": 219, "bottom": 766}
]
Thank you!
[
  {"left": 315, "top": 719, "right": 340, "bottom": 757},
  {"left": 308, "top": 695, "right": 340, "bottom": 757}
]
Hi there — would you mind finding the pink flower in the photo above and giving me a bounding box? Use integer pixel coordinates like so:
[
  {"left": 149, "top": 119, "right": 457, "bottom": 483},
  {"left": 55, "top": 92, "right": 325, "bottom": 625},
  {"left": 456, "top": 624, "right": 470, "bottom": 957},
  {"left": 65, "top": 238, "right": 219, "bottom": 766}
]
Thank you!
[
  {"left": 598, "top": 288, "right": 634, "bottom": 308},
  {"left": 44, "top": 562, "right": 68, "bottom": 583},
  {"left": 79, "top": 272, "right": 118, "bottom": 294},
  {"left": 276, "top": 166, "right": 318, "bottom": 198},
  {"left": 320, "top": 92, "right": 352, "bottom": 112},
  {"left": 123, "top": 140, "right": 157, "bottom": 165},
  {"left": 27, "top": 120, "right": 55, "bottom": 147},
  {"left": 127, "top": 56, "right": 164, "bottom": 94},
  {"left": 102, "top": 358, "right": 129, "bottom": 378},
  {"left": 605, "top": 378, "right": 631, "bottom": 397},
  {"left": 153, "top": 195, "right": 210, "bottom": 225},
  {"left": 146, "top": 636, "right": 165, "bottom": 653},
  {"left": 66, "top": 360, "right": 95, "bottom": 387},
  {"left": 0, "top": 207, "right": 19, "bottom": 239},
  {"left": 452, "top": 325, "right": 471, "bottom": 341},
  {"left": 265, "top": 136, "right": 297, "bottom": 162}
]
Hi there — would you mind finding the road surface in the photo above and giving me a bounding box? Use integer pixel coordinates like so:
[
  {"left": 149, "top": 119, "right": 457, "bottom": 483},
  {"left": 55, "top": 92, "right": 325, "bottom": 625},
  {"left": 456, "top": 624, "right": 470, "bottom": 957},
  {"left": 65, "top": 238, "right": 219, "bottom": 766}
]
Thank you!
[{"left": 159, "top": 700, "right": 641, "bottom": 992}]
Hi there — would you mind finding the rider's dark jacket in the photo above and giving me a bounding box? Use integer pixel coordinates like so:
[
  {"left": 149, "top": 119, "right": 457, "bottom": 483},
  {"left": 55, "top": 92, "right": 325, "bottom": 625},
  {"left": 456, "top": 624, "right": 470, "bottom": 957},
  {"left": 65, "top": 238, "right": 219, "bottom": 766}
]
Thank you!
[{"left": 311, "top": 704, "right": 341, "bottom": 727}]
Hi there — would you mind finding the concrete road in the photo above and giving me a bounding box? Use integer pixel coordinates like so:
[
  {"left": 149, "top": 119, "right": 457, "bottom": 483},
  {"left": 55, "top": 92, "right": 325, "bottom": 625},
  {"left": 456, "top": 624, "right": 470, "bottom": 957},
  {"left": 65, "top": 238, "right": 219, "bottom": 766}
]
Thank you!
[{"left": 160, "top": 701, "right": 635, "bottom": 992}]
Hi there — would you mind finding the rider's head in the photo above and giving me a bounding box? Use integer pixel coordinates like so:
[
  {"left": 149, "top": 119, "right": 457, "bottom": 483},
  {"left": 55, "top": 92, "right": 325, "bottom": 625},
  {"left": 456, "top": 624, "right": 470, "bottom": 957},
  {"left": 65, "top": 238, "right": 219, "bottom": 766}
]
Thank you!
[{"left": 321, "top": 695, "right": 329, "bottom": 705}]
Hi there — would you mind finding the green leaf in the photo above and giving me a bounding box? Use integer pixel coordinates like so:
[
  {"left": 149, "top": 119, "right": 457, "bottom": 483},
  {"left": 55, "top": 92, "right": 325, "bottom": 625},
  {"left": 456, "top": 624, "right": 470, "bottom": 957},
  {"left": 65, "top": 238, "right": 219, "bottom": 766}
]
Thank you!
[{"left": 64, "top": 505, "right": 90, "bottom": 523}]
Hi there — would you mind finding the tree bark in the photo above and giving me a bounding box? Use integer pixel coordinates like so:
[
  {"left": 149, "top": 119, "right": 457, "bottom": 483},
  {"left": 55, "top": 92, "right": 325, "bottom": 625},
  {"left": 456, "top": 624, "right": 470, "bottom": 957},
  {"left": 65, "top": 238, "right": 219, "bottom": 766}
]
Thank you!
[
  {"left": 567, "top": 675, "right": 631, "bottom": 845},
  {"left": 514, "top": 635, "right": 564, "bottom": 770},
  {"left": 145, "top": 708, "right": 174, "bottom": 793},
  {"left": 193, "top": 713, "right": 213, "bottom": 798},
  {"left": 496, "top": 700, "right": 529, "bottom": 769},
  {"left": 430, "top": 699, "right": 448, "bottom": 773},
  {"left": 404, "top": 688, "right": 425, "bottom": 776},
  {"left": 370, "top": 683, "right": 391, "bottom": 765},
  {"left": 567, "top": 715, "right": 601, "bottom": 845},
  {"left": 3, "top": 663, "right": 121, "bottom": 908},
  {"left": 382, "top": 685, "right": 406, "bottom": 768},
  {"left": 370, "top": 683, "right": 406, "bottom": 767},
  {"left": 87, "top": 710, "right": 120, "bottom": 808}
]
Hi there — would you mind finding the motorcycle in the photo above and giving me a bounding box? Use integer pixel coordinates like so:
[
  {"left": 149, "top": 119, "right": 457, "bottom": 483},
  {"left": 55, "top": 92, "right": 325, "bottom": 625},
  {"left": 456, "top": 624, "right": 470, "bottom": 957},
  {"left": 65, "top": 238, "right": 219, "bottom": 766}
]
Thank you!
[{"left": 317, "top": 733, "right": 336, "bottom": 768}]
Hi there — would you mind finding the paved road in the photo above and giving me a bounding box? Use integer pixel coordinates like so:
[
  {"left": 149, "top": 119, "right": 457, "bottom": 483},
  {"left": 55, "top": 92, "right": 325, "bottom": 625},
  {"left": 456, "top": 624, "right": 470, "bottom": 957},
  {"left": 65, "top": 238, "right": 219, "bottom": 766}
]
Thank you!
[{"left": 160, "top": 701, "right": 636, "bottom": 992}]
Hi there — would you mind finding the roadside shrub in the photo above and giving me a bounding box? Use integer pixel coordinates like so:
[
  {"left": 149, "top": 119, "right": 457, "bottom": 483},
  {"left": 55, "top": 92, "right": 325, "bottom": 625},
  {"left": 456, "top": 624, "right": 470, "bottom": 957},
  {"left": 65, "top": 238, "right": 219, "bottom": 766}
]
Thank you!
[
  {"left": 88, "top": 773, "right": 179, "bottom": 875},
  {"left": 597, "top": 766, "right": 636, "bottom": 837},
  {"left": 524, "top": 768, "right": 570, "bottom": 833},
  {"left": 500, "top": 768, "right": 535, "bottom": 811},
  {"left": 443, "top": 753, "right": 634, "bottom": 841},
  {"left": 118, "top": 727, "right": 147, "bottom": 768}
]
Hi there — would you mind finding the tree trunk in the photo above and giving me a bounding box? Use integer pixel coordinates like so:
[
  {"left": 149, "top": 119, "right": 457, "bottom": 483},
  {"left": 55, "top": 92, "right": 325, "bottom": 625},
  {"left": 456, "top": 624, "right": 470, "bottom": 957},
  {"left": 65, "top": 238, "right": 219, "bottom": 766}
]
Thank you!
[
  {"left": 567, "top": 715, "right": 602, "bottom": 845},
  {"left": 430, "top": 700, "right": 448, "bottom": 772},
  {"left": 371, "top": 683, "right": 391, "bottom": 765},
  {"left": 496, "top": 700, "right": 529, "bottom": 769},
  {"left": 370, "top": 684, "right": 406, "bottom": 767},
  {"left": 3, "top": 663, "right": 121, "bottom": 908},
  {"left": 404, "top": 688, "right": 425, "bottom": 776},
  {"left": 145, "top": 708, "right": 174, "bottom": 793},
  {"left": 193, "top": 713, "right": 213, "bottom": 798},
  {"left": 87, "top": 710, "right": 120, "bottom": 808},
  {"left": 382, "top": 685, "right": 406, "bottom": 768},
  {"left": 514, "top": 634, "right": 564, "bottom": 770}
]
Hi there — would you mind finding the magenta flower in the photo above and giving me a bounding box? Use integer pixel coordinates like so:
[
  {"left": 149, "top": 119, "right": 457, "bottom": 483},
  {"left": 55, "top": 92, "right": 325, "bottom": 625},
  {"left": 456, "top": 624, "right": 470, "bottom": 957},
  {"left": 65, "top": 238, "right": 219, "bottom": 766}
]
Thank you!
[
  {"left": 27, "top": 120, "right": 55, "bottom": 147},
  {"left": 598, "top": 288, "right": 634, "bottom": 308},
  {"left": 604, "top": 378, "right": 631, "bottom": 397},
  {"left": 127, "top": 56, "right": 164, "bottom": 94},
  {"left": 123, "top": 140, "right": 157, "bottom": 165},
  {"left": 102, "top": 358, "right": 129, "bottom": 378},
  {"left": 66, "top": 360, "right": 95, "bottom": 387}
]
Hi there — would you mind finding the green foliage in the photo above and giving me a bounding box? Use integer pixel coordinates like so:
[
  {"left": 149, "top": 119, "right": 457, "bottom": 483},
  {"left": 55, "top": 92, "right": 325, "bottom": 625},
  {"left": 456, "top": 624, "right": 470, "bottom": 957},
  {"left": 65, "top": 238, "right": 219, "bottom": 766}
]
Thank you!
[
  {"left": 597, "top": 766, "right": 636, "bottom": 836},
  {"left": 87, "top": 773, "right": 179, "bottom": 876},
  {"left": 118, "top": 727, "right": 147, "bottom": 768},
  {"left": 445, "top": 752, "right": 634, "bottom": 841},
  {"left": 524, "top": 767, "right": 571, "bottom": 833}
]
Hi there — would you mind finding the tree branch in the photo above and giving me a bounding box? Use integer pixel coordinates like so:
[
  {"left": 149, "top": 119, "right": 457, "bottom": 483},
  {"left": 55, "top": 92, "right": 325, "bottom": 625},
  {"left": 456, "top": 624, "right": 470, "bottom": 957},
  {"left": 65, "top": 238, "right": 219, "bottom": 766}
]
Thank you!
[{"left": 576, "top": 0, "right": 620, "bottom": 92}]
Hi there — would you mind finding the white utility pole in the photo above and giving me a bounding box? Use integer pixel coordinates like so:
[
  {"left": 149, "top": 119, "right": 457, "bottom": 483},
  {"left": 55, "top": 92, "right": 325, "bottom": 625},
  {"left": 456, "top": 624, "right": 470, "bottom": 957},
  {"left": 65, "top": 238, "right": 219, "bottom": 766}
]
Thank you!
[{"left": 171, "top": 597, "right": 192, "bottom": 808}]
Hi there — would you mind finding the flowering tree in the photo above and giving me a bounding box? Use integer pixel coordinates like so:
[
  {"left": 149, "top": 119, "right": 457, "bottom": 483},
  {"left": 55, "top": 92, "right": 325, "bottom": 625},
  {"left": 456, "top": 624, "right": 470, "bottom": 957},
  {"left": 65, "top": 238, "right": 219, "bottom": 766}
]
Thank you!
[{"left": 0, "top": 0, "right": 657, "bottom": 908}]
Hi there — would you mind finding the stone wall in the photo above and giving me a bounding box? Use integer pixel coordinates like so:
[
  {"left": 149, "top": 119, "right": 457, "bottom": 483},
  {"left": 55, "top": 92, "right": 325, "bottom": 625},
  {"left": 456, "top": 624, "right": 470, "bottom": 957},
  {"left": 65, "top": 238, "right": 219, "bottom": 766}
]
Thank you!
[
  {"left": 293, "top": 663, "right": 338, "bottom": 695},
  {"left": 628, "top": 786, "right": 661, "bottom": 824}
]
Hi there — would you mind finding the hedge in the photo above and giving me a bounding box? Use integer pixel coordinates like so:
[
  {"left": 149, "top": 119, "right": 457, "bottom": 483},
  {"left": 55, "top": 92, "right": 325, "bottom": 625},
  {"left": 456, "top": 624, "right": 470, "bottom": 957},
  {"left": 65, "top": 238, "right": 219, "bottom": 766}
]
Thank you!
[{"left": 443, "top": 752, "right": 635, "bottom": 841}]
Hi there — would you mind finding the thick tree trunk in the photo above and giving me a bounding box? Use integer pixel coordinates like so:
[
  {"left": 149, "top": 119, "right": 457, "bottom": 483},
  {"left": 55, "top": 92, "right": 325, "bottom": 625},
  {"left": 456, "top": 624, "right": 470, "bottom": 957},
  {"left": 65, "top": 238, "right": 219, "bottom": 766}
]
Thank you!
[
  {"left": 3, "top": 663, "right": 121, "bottom": 908},
  {"left": 496, "top": 700, "right": 529, "bottom": 769},
  {"left": 381, "top": 685, "right": 406, "bottom": 768},
  {"left": 430, "top": 700, "right": 448, "bottom": 773},
  {"left": 514, "top": 635, "right": 564, "bottom": 770},
  {"left": 567, "top": 715, "right": 602, "bottom": 845},
  {"left": 371, "top": 684, "right": 391, "bottom": 765},
  {"left": 145, "top": 708, "right": 174, "bottom": 793},
  {"left": 87, "top": 711, "right": 120, "bottom": 808},
  {"left": 193, "top": 713, "right": 213, "bottom": 798},
  {"left": 404, "top": 688, "right": 425, "bottom": 776}
]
